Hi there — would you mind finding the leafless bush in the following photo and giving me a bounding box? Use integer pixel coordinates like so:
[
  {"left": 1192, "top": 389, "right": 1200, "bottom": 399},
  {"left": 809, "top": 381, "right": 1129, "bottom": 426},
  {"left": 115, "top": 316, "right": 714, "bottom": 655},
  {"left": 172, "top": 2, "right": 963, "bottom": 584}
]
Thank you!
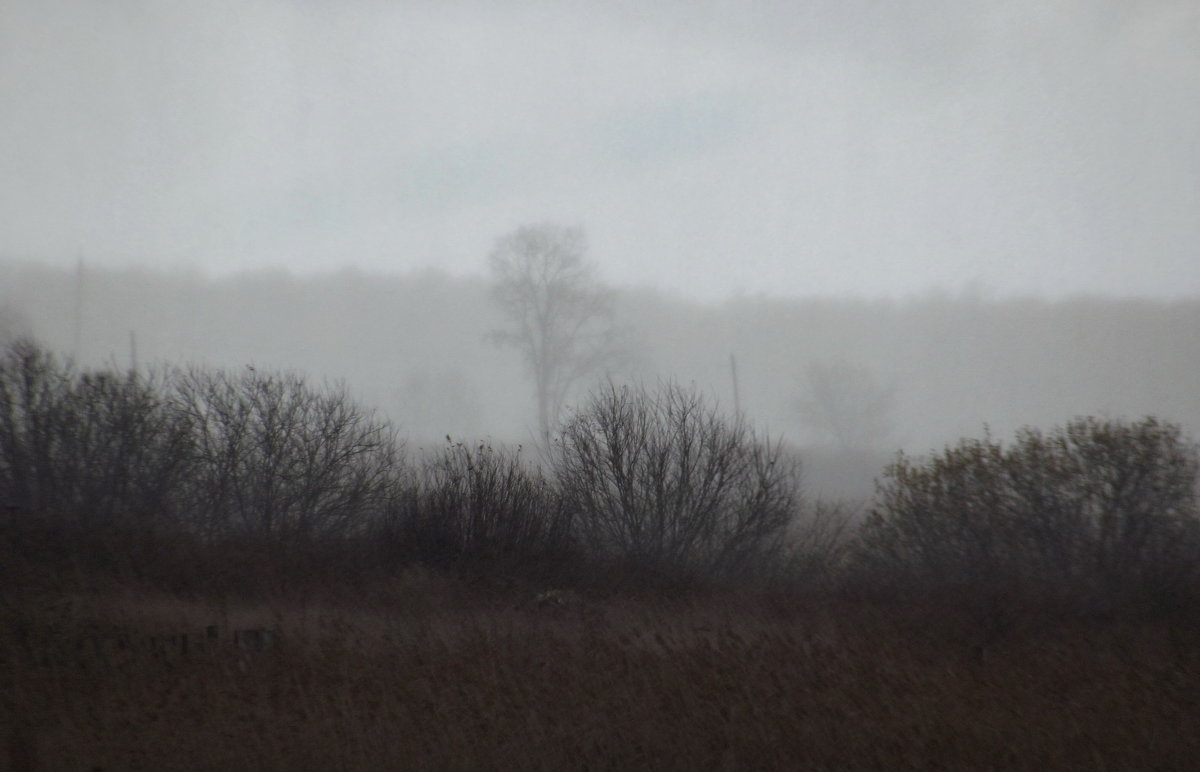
[
  {"left": 171, "top": 367, "right": 400, "bottom": 544},
  {"left": 56, "top": 368, "right": 193, "bottom": 530},
  {"left": 855, "top": 417, "right": 1200, "bottom": 613},
  {"left": 0, "top": 340, "right": 191, "bottom": 561},
  {"left": 378, "top": 440, "right": 572, "bottom": 578},
  {"left": 0, "top": 340, "right": 72, "bottom": 516},
  {"left": 554, "top": 381, "right": 799, "bottom": 582}
]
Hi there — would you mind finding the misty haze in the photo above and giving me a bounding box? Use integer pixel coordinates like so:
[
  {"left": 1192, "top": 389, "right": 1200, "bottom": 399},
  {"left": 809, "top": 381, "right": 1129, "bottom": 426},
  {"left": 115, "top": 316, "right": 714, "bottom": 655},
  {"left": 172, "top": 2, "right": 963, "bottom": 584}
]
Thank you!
[
  {"left": 3, "top": 2, "right": 1200, "bottom": 768},
  {"left": 4, "top": 259, "right": 1199, "bottom": 502},
  {"left": 3, "top": 1, "right": 1197, "bottom": 459}
]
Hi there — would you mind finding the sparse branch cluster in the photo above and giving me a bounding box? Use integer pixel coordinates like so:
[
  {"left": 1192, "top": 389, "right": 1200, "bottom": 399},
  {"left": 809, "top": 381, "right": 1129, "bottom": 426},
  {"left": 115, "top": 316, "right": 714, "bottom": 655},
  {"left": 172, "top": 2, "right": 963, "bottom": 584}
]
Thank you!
[
  {"left": 0, "top": 341, "right": 402, "bottom": 578},
  {"left": 555, "top": 381, "right": 798, "bottom": 579},
  {"left": 173, "top": 368, "right": 398, "bottom": 542}
]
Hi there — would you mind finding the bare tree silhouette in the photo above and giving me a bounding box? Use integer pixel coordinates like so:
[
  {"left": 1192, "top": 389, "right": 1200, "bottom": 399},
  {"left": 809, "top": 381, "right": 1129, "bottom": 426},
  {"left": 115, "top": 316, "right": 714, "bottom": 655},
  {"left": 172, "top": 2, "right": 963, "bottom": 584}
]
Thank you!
[{"left": 488, "top": 223, "right": 621, "bottom": 446}]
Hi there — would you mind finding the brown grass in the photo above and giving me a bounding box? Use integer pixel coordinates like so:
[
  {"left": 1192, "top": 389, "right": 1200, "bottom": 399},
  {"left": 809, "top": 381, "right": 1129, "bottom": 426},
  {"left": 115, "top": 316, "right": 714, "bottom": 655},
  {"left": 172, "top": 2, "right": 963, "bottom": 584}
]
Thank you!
[{"left": 4, "top": 577, "right": 1200, "bottom": 771}]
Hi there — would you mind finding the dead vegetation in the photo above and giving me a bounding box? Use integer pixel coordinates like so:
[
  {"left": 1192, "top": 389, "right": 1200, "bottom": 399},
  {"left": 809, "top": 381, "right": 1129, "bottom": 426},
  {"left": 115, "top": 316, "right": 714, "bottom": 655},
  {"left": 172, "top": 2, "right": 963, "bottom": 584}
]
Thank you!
[
  {"left": 4, "top": 580, "right": 1200, "bottom": 771},
  {"left": 4, "top": 342, "right": 1200, "bottom": 768}
]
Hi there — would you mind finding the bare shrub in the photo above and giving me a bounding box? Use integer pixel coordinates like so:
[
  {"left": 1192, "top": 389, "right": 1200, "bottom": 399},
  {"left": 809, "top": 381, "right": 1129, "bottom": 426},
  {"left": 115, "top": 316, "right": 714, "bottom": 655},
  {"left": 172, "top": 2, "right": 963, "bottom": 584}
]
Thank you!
[
  {"left": 855, "top": 416, "right": 1200, "bottom": 613},
  {"left": 0, "top": 340, "right": 191, "bottom": 564},
  {"left": 55, "top": 368, "right": 193, "bottom": 530},
  {"left": 554, "top": 381, "right": 799, "bottom": 582},
  {"left": 172, "top": 367, "right": 400, "bottom": 544},
  {"left": 378, "top": 440, "right": 572, "bottom": 579},
  {"left": 0, "top": 340, "right": 73, "bottom": 517}
]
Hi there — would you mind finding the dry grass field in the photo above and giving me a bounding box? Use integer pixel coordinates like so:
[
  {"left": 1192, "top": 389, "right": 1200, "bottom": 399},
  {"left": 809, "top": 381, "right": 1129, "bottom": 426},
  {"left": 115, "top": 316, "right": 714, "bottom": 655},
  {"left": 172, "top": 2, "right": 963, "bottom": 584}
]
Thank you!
[
  {"left": 3, "top": 344, "right": 1199, "bottom": 768},
  {"left": 5, "top": 571, "right": 1200, "bottom": 771}
]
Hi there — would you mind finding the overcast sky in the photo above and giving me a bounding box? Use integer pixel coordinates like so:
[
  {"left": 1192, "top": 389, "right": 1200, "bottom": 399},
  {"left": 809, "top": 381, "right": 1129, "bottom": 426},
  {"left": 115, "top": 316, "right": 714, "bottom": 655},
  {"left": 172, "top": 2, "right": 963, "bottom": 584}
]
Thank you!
[{"left": 2, "top": 0, "right": 1197, "bottom": 300}]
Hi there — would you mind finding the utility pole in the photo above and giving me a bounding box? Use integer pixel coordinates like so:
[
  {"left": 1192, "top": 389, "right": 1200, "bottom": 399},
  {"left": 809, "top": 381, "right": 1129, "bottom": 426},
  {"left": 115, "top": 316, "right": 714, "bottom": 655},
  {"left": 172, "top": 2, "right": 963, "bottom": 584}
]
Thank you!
[
  {"left": 729, "top": 353, "right": 741, "bottom": 417},
  {"left": 72, "top": 254, "right": 85, "bottom": 360}
]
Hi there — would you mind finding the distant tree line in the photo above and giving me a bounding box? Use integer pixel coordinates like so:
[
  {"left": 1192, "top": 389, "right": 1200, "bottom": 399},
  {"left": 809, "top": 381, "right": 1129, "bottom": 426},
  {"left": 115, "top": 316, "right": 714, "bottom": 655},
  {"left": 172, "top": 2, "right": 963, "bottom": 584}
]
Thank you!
[
  {"left": 2, "top": 336, "right": 1198, "bottom": 621},
  {"left": 5, "top": 256, "right": 1200, "bottom": 457}
]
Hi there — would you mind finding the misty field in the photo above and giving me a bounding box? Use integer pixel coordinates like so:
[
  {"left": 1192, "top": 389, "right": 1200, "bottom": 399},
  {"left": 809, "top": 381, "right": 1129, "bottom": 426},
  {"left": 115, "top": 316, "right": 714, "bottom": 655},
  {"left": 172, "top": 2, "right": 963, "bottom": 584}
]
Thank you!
[
  {"left": 3, "top": 340, "right": 1200, "bottom": 768},
  {"left": 4, "top": 1, "right": 1199, "bottom": 765},
  {"left": 5, "top": 579, "right": 1200, "bottom": 771}
]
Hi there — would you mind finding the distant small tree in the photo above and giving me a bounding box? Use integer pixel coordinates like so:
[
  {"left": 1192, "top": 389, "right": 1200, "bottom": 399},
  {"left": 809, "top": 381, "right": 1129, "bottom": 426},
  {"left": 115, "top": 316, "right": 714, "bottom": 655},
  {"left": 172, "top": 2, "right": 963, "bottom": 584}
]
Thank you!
[
  {"left": 798, "top": 360, "right": 895, "bottom": 451},
  {"left": 488, "top": 224, "right": 621, "bottom": 446}
]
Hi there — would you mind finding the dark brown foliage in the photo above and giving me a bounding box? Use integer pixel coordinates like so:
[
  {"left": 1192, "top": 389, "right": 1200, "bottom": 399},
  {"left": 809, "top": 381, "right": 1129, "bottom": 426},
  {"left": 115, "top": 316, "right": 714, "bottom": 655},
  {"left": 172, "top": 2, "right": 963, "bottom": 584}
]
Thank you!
[{"left": 856, "top": 416, "right": 1200, "bottom": 617}]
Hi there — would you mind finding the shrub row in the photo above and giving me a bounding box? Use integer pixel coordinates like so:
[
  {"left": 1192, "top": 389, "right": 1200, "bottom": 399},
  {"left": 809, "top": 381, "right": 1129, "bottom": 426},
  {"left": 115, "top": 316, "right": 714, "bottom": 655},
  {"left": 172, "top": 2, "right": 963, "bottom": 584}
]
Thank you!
[
  {"left": 0, "top": 340, "right": 817, "bottom": 590},
  {"left": 4, "top": 337, "right": 1197, "bottom": 616}
]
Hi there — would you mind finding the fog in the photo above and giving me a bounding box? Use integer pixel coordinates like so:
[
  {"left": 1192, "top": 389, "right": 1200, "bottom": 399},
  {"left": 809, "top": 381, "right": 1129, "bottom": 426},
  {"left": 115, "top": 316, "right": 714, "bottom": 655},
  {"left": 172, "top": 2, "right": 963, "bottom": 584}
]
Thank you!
[
  {"left": 3, "top": 259, "right": 1198, "bottom": 503},
  {"left": 2, "top": 0, "right": 1197, "bottom": 298},
  {"left": 2, "top": 2, "right": 1198, "bottom": 499}
]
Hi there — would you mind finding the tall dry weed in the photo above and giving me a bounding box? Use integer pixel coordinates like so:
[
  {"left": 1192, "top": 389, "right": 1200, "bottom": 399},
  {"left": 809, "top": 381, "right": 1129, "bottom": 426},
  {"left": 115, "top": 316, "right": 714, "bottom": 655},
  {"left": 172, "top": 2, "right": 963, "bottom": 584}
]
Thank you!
[{"left": 4, "top": 584, "right": 1200, "bottom": 770}]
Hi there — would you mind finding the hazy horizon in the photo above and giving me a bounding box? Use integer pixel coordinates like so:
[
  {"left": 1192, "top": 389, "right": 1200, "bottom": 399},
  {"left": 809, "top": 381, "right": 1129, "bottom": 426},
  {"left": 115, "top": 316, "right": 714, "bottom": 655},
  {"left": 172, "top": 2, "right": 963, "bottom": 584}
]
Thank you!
[
  {"left": 9, "top": 255, "right": 1200, "bottom": 307},
  {"left": 4, "top": 256, "right": 1197, "bottom": 454}
]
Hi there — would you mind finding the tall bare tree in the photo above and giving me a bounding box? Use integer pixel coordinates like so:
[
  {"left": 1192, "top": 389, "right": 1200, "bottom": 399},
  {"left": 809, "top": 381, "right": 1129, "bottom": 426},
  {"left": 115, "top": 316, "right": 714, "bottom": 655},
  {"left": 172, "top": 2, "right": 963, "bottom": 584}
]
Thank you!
[{"left": 488, "top": 224, "right": 620, "bottom": 446}]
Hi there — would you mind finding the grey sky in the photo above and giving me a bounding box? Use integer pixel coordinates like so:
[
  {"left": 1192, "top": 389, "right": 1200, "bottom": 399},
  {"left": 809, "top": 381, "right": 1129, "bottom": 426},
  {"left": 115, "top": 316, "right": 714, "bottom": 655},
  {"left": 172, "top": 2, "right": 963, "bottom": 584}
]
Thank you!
[{"left": 2, "top": 0, "right": 1197, "bottom": 300}]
